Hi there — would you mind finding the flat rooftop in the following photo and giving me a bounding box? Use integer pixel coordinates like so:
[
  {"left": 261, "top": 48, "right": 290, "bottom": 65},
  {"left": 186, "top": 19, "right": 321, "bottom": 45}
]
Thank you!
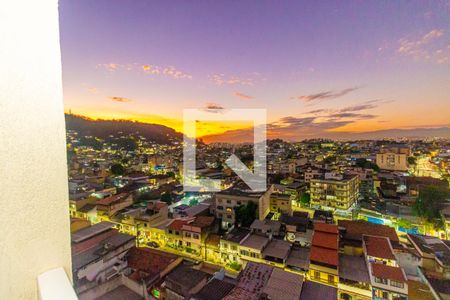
[{"left": 71, "top": 221, "right": 116, "bottom": 243}]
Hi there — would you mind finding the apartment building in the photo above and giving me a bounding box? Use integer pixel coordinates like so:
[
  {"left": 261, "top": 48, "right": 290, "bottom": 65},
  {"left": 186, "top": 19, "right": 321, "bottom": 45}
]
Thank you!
[
  {"left": 310, "top": 173, "right": 360, "bottom": 210},
  {"left": 215, "top": 183, "right": 273, "bottom": 229},
  {"left": 376, "top": 145, "right": 410, "bottom": 172}
]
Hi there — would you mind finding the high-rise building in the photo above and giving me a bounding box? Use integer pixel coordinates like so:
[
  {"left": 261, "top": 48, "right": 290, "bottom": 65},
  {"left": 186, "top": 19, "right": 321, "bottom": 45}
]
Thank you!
[
  {"left": 310, "top": 173, "right": 360, "bottom": 210},
  {"left": 376, "top": 145, "right": 410, "bottom": 171}
]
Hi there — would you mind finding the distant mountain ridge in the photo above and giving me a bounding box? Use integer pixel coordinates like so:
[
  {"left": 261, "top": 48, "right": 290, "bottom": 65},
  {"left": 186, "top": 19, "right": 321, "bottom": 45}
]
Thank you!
[{"left": 65, "top": 114, "right": 182, "bottom": 144}]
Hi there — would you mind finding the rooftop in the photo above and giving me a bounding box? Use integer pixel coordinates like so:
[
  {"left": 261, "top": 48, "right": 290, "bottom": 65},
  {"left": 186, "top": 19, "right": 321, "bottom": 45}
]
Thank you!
[
  {"left": 314, "top": 223, "right": 338, "bottom": 234},
  {"left": 194, "top": 278, "right": 235, "bottom": 300},
  {"left": 126, "top": 247, "right": 179, "bottom": 282},
  {"left": 222, "top": 228, "right": 250, "bottom": 244},
  {"left": 408, "top": 234, "right": 450, "bottom": 266},
  {"left": 371, "top": 263, "right": 407, "bottom": 283},
  {"left": 96, "top": 192, "right": 130, "bottom": 206},
  {"left": 339, "top": 254, "right": 370, "bottom": 283},
  {"left": 240, "top": 234, "right": 269, "bottom": 251},
  {"left": 300, "top": 280, "right": 337, "bottom": 300},
  {"left": 262, "top": 239, "right": 292, "bottom": 260},
  {"left": 263, "top": 268, "right": 304, "bottom": 300},
  {"left": 339, "top": 220, "right": 399, "bottom": 244},
  {"left": 72, "top": 231, "right": 135, "bottom": 270},
  {"left": 235, "top": 262, "right": 273, "bottom": 295},
  {"left": 363, "top": 235, "right": 396, "bottom": 260},
  {"left": 71, "top": 221, "right": 115, "bottom": 243},
  {"left": 310, "top": 246, "right": 338, "bottom": 267},
  {"left": 286, "top": 247, "right": 310, "bottom": 270},
  {"left": 312, "top": 231, "right": 338, "bottom": 250},
  {"left": 165, "top": 263, "right": 209, "bottom": 294}
]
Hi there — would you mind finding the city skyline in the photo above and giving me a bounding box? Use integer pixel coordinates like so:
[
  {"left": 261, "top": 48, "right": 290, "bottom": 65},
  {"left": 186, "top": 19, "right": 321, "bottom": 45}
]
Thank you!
[{"left": 60, "top": 0, "right": 450, "bottom": 141}]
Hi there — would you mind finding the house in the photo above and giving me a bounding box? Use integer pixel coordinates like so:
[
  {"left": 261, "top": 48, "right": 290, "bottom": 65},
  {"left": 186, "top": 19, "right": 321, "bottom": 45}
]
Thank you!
[
  {"left": 339, "top": 220, "right": 400, "bottom": 256},
  {"left": 164, "top": 263, "right": 209, "bottom": 300},
  {"left": 220, "top": 228, "right": 251, "bottom": 265},
  {"left": 96, "top": 193, "right": 133, "bottom": 218},
  {"left": 223, "top": 262, "right": 273, "bottom": 300},
  {"left": 239, "top": 233, "right": 270, "bottom": 263},
  {"left": 71, "top": 222, "right": 136, "bottom": 294},
  {"left": 193, "top": 278, "right": 236, "bottom": 300},
  {"left": 181, "top": 216, "right": 215, "bottom": 256},
  {"left": 308, "top": 223, "right": 339, "bottom": 286},
  {"left": 363, "top": 235, "right": 408, "bottom": 300},
  {"left": 125, "top": 247, "right": 182, "bottom": 299},
  {"left": 262, "top": 239, "right": 292, "bottom": 265},
  {"left": 300, "top": 280, "right": 337, "bottom": 300},
  {"left": 249, "top": 219, "right": 282, "bottom": 238},
  {"left": 338, "top": 254, "right": 372, "bottom": 300}
]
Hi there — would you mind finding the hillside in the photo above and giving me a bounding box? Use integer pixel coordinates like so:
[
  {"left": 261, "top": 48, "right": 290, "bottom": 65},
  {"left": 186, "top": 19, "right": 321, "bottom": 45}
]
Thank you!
[{"left": 65, "top": 114, "right": 182, "bottom": 144}]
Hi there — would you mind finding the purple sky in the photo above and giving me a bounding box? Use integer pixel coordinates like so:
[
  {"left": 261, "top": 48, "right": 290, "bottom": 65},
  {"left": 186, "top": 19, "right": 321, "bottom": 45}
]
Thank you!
[{"left": 60, "top": 0, "right": 450, "bottom": 141}]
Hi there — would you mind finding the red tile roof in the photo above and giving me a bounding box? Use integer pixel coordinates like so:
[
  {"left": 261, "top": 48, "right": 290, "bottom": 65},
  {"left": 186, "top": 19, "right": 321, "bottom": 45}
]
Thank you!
[
  {"left": 127, "top": 247, "right": 179, "bottom": 281},
  {"left": 168, "top": 219, "right": 192, "bottom": 231},
  {"left": 315, "top": 223, "right": 339, "bottom": 234},
  {"left": 312, "top": 231, "right": 338, "bottom": 250},
  {"left": 339, "top": 220, "right": 399, "bottom": 243},
  {"left": 364, "top": 235, "right": 396, "bottom": 260},
  {"left": 371, "top": 263, "right": 407, "bottom": 283},
  {"left": 310, "top": 246, "right": 339, "bottom": 267}
]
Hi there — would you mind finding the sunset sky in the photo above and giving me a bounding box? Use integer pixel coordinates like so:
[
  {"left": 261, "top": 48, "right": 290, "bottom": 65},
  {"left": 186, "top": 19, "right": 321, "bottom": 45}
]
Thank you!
[{"left": 60, "top": 0, "right": 450, "bottom": 141}]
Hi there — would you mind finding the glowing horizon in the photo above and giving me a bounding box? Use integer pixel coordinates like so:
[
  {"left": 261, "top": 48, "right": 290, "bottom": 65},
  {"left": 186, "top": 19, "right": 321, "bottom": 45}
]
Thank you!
[{"left": 60, "top": 1, "right": 450, "bottom": 142}]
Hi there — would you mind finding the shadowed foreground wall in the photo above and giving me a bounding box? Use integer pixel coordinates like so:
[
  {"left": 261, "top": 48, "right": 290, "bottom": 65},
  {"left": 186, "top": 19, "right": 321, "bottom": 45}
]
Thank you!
[{"left": 0, "top": 0, "right": 72, "bottom": 299}]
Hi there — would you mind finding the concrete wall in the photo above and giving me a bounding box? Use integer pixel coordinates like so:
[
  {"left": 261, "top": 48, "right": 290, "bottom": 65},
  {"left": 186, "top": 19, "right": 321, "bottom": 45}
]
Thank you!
[{"left": 0, "top": 0, "right": 72, "bottom": 299}]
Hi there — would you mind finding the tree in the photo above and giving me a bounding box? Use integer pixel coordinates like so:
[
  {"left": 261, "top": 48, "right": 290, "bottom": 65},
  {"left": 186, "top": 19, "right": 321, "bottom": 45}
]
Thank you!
[
  {"left": 407, "top": 156, "right": 417, "bottom": 165},
  {"left": 110, "top": 163, "right": 125, "bottom": 175},
  {"left": 234, "top": 202, "right": 258, "bottom": 227},
  {"left": 413, "top": 185, "right": 450, "bottom": 229},
  {"left": 298, "top": 193, "right": 310, "bottom": 206},
  {"left": 355, "top": 158, "right": 380, "bottom": 172},
  {"left": 160, "top": 192, "right": 172, "bottom": 204}
]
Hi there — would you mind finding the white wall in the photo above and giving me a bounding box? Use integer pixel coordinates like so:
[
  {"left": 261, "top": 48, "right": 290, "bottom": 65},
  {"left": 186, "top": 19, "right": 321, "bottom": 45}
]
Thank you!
[{"left": 0, "top": 0, "right": 72, "bottom": 299}]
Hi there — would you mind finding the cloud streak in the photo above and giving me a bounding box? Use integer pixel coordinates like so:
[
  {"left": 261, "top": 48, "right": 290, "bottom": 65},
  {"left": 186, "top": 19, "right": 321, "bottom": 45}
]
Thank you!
[
  {"left": 290, "top": 86, "right": 359, "bottom": 103},
  {"left": 234, "top": 92, "right": 255, "bottom": 100},
  {"left": 210, "top": 74, "right": 257, "bottom": 86},
  {"left": 108, "top": 96, "right": 133, "bottom": 103},
  {"left": 97, "top": 63, "right": 192, "bottom": 79},
  {"left": 203, "top": 102, "right": 225, "bottom": 113}
]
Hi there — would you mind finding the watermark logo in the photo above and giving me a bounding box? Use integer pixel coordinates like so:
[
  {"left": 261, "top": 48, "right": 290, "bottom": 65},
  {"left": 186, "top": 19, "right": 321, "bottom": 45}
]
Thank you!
[{"left": 183, "top": 108, "right": 266, "bottom": 192}]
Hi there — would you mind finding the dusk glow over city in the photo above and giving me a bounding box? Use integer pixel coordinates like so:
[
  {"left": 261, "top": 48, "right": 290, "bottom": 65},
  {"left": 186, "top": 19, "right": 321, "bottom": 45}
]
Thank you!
[{"left": 60, "top": 0, "right": 450, "bottom": 142}]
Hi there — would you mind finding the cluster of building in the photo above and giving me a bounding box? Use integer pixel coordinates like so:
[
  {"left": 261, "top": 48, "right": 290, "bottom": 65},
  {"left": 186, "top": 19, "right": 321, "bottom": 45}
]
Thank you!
[{"left": 67, "top": 133, "right": 450, "bottom": 299}]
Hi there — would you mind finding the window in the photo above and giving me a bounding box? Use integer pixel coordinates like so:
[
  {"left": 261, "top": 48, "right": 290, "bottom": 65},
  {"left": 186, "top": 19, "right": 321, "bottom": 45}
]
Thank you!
[
  {"left": 328, "top": 274, "right": 334, "bottom": 284},
  {"left": 227, "top": 200, "right": 231, "bottom": 204},
  {"left": 193, "top": 233, "right": 199, "bottom": 239},
  {"left": 217, "top": 205, "right": 223, "bottom": 210},
  {"left": 340, "top": 293, "right": 352, "bottom": 300},
  {"left": 240, "top": 249, "right": 249, "bottom": 256},
  {"left": 374, "top": 277, "right": 388, "bottom": 285},
  {"left": 390, "top": 281, "right": 404, "bottom": 288},
  {"left": 314, "top": 271, "right": 320, "bottom": 280},
  {"left": 231, "top": 245, "right": 237, "bottom": 251},
  {"left": 185, "top": 232, "right": 191, "bottom": 238}
]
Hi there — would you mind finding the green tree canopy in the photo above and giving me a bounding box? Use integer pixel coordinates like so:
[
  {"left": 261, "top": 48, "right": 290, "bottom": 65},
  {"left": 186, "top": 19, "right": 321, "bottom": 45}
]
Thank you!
[
  {"left": 355, "top": 158, "right": 380, "bottom": 172},
  {"left": 160, "top": 192, "right": 172, "bottom": 204},
  {"left": 234, "top": 201, "right": 258, "bottom": 227},
  {"left": 407, "top": 156, "right": 417, "bottom": 165},
  {"left": 413, "top": 185, "right": 450, "bottom": 229},
  {"left": 110, "top": 163, "right": 125, "bottom": 175},
  {"left": 298, "top": 193, "right": 310, "bottom": 205}
]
